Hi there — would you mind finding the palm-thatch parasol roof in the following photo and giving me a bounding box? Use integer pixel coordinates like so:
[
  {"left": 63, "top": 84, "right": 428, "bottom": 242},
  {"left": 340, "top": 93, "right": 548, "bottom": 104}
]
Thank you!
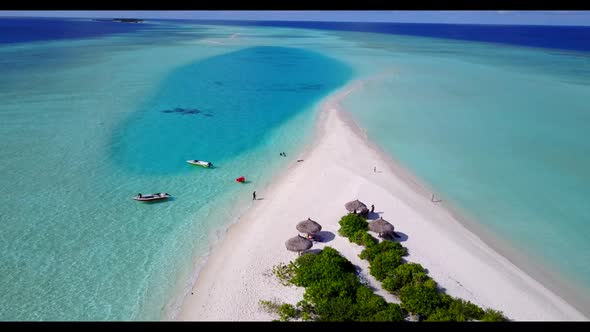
[
  {"left": 285, "top": 235, "right": 313, "bottom": 255},
  {"left": 296, "top": 218, "right": 322, "bottom": 235},
  {"left": 369, "top": 217, "right": 395, "bottom": 236},
  {"left": 345, "top": 199, "right": 368, "bottom": 212}
]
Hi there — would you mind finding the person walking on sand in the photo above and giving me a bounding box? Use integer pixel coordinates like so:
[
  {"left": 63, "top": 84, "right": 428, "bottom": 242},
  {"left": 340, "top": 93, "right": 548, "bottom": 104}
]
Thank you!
[
  {"left": 253, "top": 191, "right": 256, "bottom": 200},
  {"left": 374, "top": 166, "right": 376, "bottom": 173}
]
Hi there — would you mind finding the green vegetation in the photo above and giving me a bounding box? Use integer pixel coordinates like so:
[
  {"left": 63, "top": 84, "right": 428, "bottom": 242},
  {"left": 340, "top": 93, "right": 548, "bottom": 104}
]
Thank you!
[
  {"left": 398, "top": 279, "right": 442, "bottom": 317},
  {"left": 338, "top": 213, "right": 368, "bottom": 239},
  {"left": 368, "top": 250, "right": 405, "bottom": 281},
  {"left": 265, "top": 247, "right": 404, "bottom": 321},
  {"left": 259, "top": 300, "right": 305, "bottom": 321},
  {"left": 382, "top": 263, "right": 429, "bottom": 293},
  {"left": 359, "top": 239, "right": 408, "bottom": 262},
  {"left": 262, "top": 212, "right": 509, "bottom": 322},
  {"left": 259, "top": 299, "right": 282, "bottom": 314},
  {"left": 278, "top": 303, "right": 300, "bottom": 321},
  {"left": 482, "top": 308, "right": 508, "bottom": 322},
  {"left": 272, "top": 262, "right": 296, "bottom": 286},
  {"left": 349, "top": 229, "right": 378, "bottom": 246}
]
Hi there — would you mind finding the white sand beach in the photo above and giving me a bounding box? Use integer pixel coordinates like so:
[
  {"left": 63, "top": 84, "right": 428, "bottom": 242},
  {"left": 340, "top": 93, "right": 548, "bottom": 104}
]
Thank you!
[{"left": 176, "top": 82, "right": 587, "bottom": 321}]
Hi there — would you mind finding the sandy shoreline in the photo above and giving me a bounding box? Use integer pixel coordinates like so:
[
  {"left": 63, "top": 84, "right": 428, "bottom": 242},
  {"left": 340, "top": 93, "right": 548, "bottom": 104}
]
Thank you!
[{"left": 176, "top": 82, "right": 587, "bottom": 321}]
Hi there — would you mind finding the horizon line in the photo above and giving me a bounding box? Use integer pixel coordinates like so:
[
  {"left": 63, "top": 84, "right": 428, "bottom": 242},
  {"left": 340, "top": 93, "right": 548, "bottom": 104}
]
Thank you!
[{"left": 1, "top": 15, "right": 589, "bottom": 27}]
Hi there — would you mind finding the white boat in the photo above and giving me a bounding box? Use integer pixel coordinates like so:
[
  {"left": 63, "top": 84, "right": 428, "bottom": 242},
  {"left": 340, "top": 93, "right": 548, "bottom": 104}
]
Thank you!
[
  {"left": 132, "top": 193, "right": 170, "bottom": 202},
  {"left": 187, "top": 160, "right": 212, "bottom": 168}
]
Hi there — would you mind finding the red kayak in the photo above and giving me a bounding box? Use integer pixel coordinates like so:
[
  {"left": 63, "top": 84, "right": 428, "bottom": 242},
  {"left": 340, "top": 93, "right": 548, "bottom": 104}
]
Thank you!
[{"left": 236, "top": 176, "right": 245, "bottom": 183}]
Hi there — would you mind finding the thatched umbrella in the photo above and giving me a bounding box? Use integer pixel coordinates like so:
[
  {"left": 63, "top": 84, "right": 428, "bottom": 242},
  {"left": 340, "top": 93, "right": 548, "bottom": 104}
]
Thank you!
[
  {"left": 369, "top": 217, "right": 395, "bottom": 237},
  {"left": 285, "top": 235, "right": 313, "bottom": 256},
  {"left": 345, "top": 199, "right": 369, "bottom": 216},
  {"left": 296, "top": 218, "right": 322, "bottom": 236}
]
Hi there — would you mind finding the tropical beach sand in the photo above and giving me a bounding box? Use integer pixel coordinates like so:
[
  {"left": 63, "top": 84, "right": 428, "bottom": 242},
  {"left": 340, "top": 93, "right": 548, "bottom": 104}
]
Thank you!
[{"left": 176, "top": 83, "right": 587, "bottom": 321}]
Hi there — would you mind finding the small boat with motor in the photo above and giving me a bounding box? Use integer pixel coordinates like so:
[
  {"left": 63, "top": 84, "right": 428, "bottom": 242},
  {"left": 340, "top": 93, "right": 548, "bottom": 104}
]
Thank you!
[
  {"left": 187, "top": 160, "right": 213, "bottom": 168},
  {"left": 132, "top": 192, "right": 171, "bottom": 202}
]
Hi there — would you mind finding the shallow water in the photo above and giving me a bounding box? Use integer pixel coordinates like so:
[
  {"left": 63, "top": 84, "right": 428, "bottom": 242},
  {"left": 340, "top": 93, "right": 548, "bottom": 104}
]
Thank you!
[{"left": 0, "top": 20, "right": 352, "bottom": 320}]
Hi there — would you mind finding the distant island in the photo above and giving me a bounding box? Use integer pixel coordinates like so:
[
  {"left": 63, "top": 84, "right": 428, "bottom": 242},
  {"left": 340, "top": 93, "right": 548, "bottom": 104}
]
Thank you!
[{"left": 92, "top": 18, "right": 144, "bottom": 23}]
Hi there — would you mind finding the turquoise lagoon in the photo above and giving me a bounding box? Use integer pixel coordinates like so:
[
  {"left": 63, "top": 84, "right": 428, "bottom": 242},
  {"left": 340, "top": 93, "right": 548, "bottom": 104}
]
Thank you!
[{"left": 0, "top": 22, "right": 352, "bottom": 320}]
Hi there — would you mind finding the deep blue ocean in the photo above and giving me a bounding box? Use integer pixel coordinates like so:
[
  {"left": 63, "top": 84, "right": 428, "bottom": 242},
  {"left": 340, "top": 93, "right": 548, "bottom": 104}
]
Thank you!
[
  {"left": 0, "top": 17, "right": 150, "bottom": 44},
  {"left": 4, "top": 17, "right": 589, "bottom": 52},
  {"left": 179, "top": 19, "right": 590, "bottom": 52}
]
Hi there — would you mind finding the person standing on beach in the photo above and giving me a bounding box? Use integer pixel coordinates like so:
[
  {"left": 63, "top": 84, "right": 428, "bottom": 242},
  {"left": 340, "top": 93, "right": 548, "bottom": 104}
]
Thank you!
[
  {"left": 371, "top": 204, "right": 375, "bottom": 213},
  {"left": 374, "top": 166, "right": 376, "bottom": 173},
  {"left": 253, "top": 191, "right": 256, "bottom": 200}
]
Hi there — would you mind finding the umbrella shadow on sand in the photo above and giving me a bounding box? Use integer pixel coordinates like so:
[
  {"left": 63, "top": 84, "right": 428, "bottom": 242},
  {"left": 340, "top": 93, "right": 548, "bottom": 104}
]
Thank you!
[
  {"left": 391, "top": 231, "right": 408, "bottom": 242},
  {"left": 379, "top": 231, "right": 408, "bottom": 243},
  {"left": 312, "top": 231, "right": 335, "bottom": 243},
  {"left": 367, "top": 211, "right": 384, "bottom": 220}
]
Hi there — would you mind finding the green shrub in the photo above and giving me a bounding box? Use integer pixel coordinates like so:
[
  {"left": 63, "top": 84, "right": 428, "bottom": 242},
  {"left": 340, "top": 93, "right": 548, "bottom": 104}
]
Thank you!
[
  {"left": 338, "top": 213, "right": 368, "bottom": 238},
  {"left": 303, "top": 273, "right": 360, "bottom": 305},
  {"left": 259, "top": 299, "right": 282, "bottom": 314},
  {"left": 278, "top": 303, "right": 300, "bottom": 321},
  {"left": 296, "top": 300, "right": 315, "bottom": 321},
  {"left": 292, "top": 248, "right": 360, "bottom": 307},
  {"left": 382, "top": 263, "right": 429, "bottom": 293},
  {"left": 359, "top": 240, "right": 408, "bottom": 262},
  {"left": 359, "top": 246, "right": 377, "bottom": 262},
  {"left": 423, "top": 294, "right": 485, "bottom": 322},
  {"left": 361, "top": 232, "right": 378, "bottom": 247},
  {"left": 454, "top": 299, "right": 485, "bottom": 321},
  {"left": 291, "top": 247, "right": 356, "bottom": 288},
  {"left": 274, "top": 240, "right": 508, "bottom": 323},
  {"left": 368, "top": 250, "right": 404, "bottom": 281},
  {"left": 286, "top": 246, "right": 412, "bottom": 322},
  {"left": 387, "top": 241, "right": 408, "bottom": 257},
  {"left": 481, "top": 308, "right": 508, "bottom": 322},
  {"left": 399, "top": 280, "right": 442, "bottom": 317},
  {"left": 381, "top": 277, "right": 396, "bottom": 293},
  {"left": 349, "top": 229, "right": 366, "bottom": 245},
  {"left": 423, "top": 278, "right": 438, "bottom": 289},
  {"left": 354, "top": 285, "right": 388, "bottom": 319},
  {"left": 314, "top": 297, "right": 357, "bottom": 321},
  {"left": 370, "top": 303, "right": 405, "bottom": 322},
  {"left": 272, "top": 262, "right": 297, "bottom": 286},
  {"left": 348, "top": 230, "right": 378, "bottom": 247},
  {"left": 300, "top": 312, "right": 312, "bottom": 321},
  {"left": 425, "top": 307, "right": 458, "bottom": 321}
]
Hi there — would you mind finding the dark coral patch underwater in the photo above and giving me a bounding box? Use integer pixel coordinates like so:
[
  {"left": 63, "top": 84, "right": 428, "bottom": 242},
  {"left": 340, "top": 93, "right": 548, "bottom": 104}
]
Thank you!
[{"left": 160, "top": 107, "right": 211, "bottom": 116}]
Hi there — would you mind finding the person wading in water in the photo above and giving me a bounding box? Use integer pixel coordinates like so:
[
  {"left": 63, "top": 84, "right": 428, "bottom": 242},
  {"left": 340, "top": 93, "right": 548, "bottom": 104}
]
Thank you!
[{"left": 253, "top": 191, "right": 256, "bottom": 200}]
